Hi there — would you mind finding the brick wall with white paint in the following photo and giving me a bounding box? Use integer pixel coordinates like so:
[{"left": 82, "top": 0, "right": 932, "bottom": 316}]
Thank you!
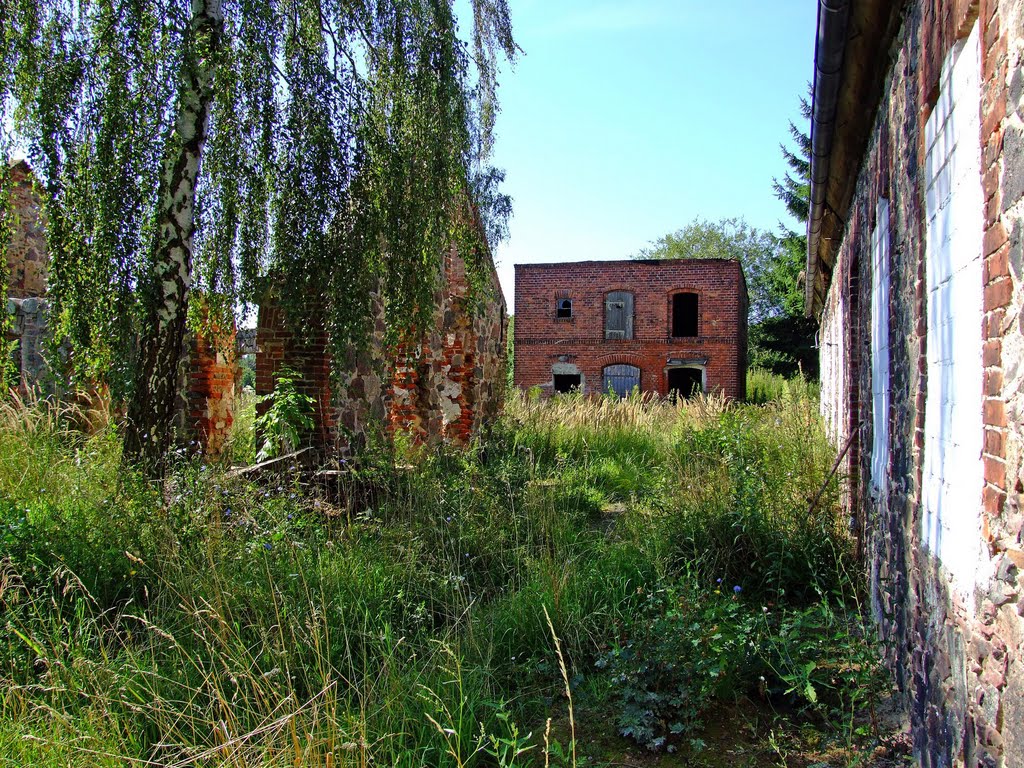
[{"left": 921, "top": 22, "right": 986, "bottom": 600}]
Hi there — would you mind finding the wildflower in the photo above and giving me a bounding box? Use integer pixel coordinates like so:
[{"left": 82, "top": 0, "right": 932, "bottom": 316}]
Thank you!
[
  {"left": 264, "top": 542, "right": 273, "bottom": 551},
  {"left": 716, "top": 577, "right": 723, "bottom": 584},
  {"left": 733, "top": 585, "right": 742, "bottom": 594},
  {"left": 445, "top": 516, "right": 452, "bottom": 523}
]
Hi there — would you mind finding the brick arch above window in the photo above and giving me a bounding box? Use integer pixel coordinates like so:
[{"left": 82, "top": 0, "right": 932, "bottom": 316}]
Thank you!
[{"left": 596, "top": 352, "right": 646, "bottom": 369}]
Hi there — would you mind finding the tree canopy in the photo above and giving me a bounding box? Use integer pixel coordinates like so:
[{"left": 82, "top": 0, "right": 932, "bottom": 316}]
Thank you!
[
  {"left": 636, "top": 217, "right": 779, "bottom": 323},
  {"left": 1, "top": 0, "right": 517, "bottom": 469}
]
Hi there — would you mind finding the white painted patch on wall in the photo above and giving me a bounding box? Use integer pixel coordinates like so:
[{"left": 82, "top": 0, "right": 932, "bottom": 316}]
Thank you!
[
  {"left": 921, "top": 21, "right": 985, "bottom": 602},
  {"left": 870, "top": 199, "right": 892, "bottom": 497},
  {"left": 819, "top": 281, "right": 847, "bottom": 447}
]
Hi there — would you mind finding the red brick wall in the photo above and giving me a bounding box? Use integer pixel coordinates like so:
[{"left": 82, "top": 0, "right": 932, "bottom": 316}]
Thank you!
[
  {"left": 513, "top": 259, "right": 748, "bottom": 400},
  {"left": 185, "top": 317, "right": 238, "bottom": 459}
]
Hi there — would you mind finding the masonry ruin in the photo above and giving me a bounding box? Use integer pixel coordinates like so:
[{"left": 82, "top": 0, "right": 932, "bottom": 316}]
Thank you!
[
  {"left": 3, "top": 160, "right": 506, "bottom": 458},
  {"left": 256, "top": 245, "right": 506, "bottom": 454}
]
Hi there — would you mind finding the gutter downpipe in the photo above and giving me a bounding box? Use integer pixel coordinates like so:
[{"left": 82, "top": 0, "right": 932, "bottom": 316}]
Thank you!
[{"left": 806, "top": 0, "right": 851, "bottom": 318}]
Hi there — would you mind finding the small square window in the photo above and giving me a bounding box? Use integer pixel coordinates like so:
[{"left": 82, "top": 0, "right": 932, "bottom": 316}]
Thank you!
[{"left": 556, "top": 298, "right": 573, "bottom": 319}]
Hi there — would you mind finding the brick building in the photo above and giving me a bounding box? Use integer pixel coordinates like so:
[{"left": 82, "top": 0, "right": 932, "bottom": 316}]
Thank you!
[
  {"left": 513, "top": 259, "right": 747, "bottom": 399},
  {"left": 807, "top": 0, "right": 1024, "bottom": 763}
]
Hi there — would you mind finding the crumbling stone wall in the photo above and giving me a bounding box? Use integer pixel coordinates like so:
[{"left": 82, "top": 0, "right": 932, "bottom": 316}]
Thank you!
[
  {"left": 5, "top": 160, "right": 47, "bottom": 299},
  {"left": 255, "top": 244, "right": 506, "bottom": 454},
  {"left": 4, "top": 161, "right": 51, "bottom": 392},
  {"left": 818, "top": 1, "right": 1024, "bottom": 764},
  {"left": 182, "top": 310, "right": 238, "bottom": 460},
  {"left": 3, "top": 161, "right": 240, "bottom": 457}
]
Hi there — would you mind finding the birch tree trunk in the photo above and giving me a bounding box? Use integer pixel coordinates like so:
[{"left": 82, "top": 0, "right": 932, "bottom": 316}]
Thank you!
[{"left": 123, "top": 0, "right": 224, "bottom": 475}]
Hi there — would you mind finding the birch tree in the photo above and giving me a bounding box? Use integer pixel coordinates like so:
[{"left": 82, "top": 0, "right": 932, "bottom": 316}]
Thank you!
[{"left": 0, "top": 0, "right": 516, "bottom": 473}]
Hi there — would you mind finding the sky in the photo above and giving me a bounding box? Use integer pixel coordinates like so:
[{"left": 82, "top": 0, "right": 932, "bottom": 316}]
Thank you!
[{"left": 481, "top": 1, "right": 818, "bottom": 312}]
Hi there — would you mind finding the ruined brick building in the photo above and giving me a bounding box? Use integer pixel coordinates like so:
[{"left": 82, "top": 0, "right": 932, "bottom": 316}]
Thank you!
[
  {"left": 4, "top": 160, "right": 505, "bottom": 456},
  {"left": 256, "top": 245, "right": 506, "bottom": 452},
  {"left": 808, "top": 1, "right": 1024, "bottom": 763},
  {"left": 513, "top": 259, "right": 747, "bottom": 399}
]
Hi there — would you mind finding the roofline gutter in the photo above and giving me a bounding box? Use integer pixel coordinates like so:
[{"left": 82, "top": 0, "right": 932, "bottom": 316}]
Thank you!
[{"left": 805, "top": 0, "right": 851, "bottom": 318}]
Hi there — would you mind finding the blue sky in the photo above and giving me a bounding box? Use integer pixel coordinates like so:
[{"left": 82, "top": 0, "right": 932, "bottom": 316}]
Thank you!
[{"left": 482, "top": 1, "right": 817, "bottom": 312}]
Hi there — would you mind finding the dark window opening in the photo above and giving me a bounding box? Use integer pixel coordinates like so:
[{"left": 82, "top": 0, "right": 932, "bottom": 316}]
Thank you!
[
  {"left": 553, "top": 374, "right": 581, "bottom": 393},
  {"left": 668, "top": 367, "right": 703, "bottom": 399},
  {"left": 603, "top": 364, "right": 640, "bottom": 397},
  {"left": 672, "top": 293, "right": 699, "bottom": 337},
  {"left": 556, "top": 298, "right": 573, "bottom": 319},
  {"left": 605, "top": 291, "right": 634, "bottom": 340}
]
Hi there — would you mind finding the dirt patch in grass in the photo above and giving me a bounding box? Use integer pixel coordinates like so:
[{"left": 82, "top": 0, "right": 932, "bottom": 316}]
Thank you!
[{"left": 543, "top": 691, "right": 912, "bottom": 768}]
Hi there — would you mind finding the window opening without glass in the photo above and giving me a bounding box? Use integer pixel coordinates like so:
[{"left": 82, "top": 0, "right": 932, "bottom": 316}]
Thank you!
[
  {"left": 556, "top": 298, "right": 573, "bottom": 319},
  {"left": 672, "top": 293, "right": 698, "bottom": 337}
]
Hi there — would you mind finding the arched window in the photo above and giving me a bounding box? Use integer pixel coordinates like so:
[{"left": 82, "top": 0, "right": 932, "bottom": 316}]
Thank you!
[
  {"left": 672, "top": 292, "right": 699, "bottom": 337},
  {"left": 603, "top": 364, "right": 640, "bottom": 397},
  {"left": 556, "top": 298, "right": 573, "bottom": 318}
]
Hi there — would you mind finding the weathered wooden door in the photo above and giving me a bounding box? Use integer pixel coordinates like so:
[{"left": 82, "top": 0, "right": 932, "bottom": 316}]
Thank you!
[
  {"left": 603, "top": 364, "right": 640, "bottom": 397},
  {"left": 605, "top": 291, "right": 633, "bottom": 339}
]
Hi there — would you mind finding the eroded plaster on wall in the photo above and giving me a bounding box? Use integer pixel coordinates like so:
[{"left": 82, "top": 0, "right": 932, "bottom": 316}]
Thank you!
[
  {"left": 921, "top": 22, "right": 986, "bottom": 601},
  {"left": 871, "top": 198, "right": 892, "bottom": 497}
]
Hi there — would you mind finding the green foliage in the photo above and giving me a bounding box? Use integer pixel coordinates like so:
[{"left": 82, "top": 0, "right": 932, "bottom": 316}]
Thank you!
[
  {"left": 636, "top": 217, "right": 776, "bottom": 322},
  {"left": 253, "top": 366, "right": 314, "bottom": 460},
  {"left": 239, "top": 352, "right": 255, "bottom": 389},
  {"left": 1, "top": 0, "right": 516, "bottom": 411},
  {"left": 0, "top": 388, "right": 884, "bottom": 765},
  {"left": 746, "top": 367, "right": 819, "bottom": 405},
  {"left": 506, "top": 314, "right": 515, "bottom": 392}
]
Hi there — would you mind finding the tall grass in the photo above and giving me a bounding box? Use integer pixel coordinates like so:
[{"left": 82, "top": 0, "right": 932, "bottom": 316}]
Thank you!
[{"left": 0, "top": 384, "right": 877, "bottom": 764}]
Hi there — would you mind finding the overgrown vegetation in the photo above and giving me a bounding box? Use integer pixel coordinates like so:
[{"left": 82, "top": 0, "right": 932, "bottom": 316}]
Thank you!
[{"left": 0, "top": 387, "right": 889, "bottom": 765}]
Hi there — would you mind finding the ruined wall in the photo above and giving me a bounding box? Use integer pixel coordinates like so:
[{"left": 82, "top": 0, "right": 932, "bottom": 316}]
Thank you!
[
  {"left": 3, "top": 161, "right": 239, "bottom": 456},
  {"left": 183, "top": 313, "right": 238, "bottom": 460},
  {"left": 514, "top": 259, "right": 747, "bottom": 400},
  {"left": 256, "top": 245, "right": 506, "bottom": 454},
  {"left": 5, "top": 161, "right": 47, "bottom": 299},
  {"left": 4, "top": 162, "right": 51, "bottom": 392},
  {"left": 818, "top": 1, "right": 1024, "bottom": 764}
]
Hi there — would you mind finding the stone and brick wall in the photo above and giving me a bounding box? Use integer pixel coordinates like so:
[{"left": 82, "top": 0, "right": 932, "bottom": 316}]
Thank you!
[
  {"left": 4, "top": 161, "right": 51, "bottom": 392},
  {"left": 513, "top": 259, "right": 747, "bottom": 400},
  {"left": 816, "top": 2, "right": 1024, "bottom": 764},
  {"left": 5, "top": 160, "right": 47, "bottom": 299},
  {"left": 3, "top": 161, "right": 241, "bottom": 457},
  {"left": 256, "top": 244, "right": 506, "bottom": 454}
]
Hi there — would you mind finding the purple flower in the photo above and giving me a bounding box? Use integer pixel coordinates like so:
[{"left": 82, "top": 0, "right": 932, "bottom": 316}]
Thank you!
[
  {"left": 733, "top": 585, "right": 742, "bottom": 594},
  {"left": 264, "top": 542, "right": 273, "bottom": 551}
]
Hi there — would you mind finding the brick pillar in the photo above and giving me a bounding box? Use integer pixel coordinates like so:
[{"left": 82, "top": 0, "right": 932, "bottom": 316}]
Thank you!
[{"left": 185, "top": 311, "right": 239, "bottom": 459}]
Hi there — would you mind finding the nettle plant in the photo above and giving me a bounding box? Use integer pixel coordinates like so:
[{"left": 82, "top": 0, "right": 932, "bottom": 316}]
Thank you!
[{"left": 254, "top": 367, "right": 314, "bottom": 461}]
